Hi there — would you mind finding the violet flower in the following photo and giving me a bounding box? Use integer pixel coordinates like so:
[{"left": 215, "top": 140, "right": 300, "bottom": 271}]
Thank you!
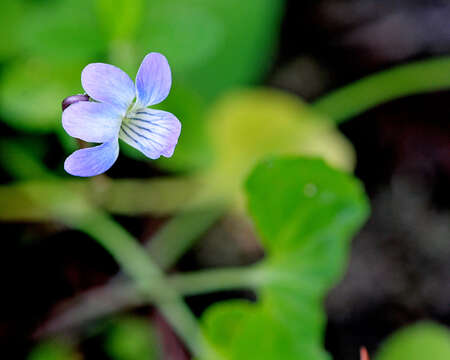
[{"left": 62, "top": 52, "right": 181, "bottom": 177}]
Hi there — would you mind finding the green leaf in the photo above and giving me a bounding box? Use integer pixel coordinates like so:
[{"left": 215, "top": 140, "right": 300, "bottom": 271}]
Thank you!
[
  {"left": 18, "top": 0, "right": 106, "bottom": 65},
  {"left": 375, "top": 322, "right": 450, "bottom": 360},
  {"left": 104, "top": 316, "right": 160, "bottom": 360},
  {"left": 0, "top": 0, "right": 23, "bottom": 60},
  {"left": 0, "top": 58, "right": 81, "bottom": 132},
  {"left": 202, "top": 157, "right": 370, "bottom": 359},
  {"left": 0, "top": 0, "right": 108, "bottom": 132},
  {"left": 202, "top": 300, "right": 254, "bottom": 354},
  {"left": 137, "top": 0, "right": 284, "bottom": 100},
  {"left": 199, "top": 89, "right": 356, "bottom": 209},
  {"left": 95, "top": 0, "right": 144, "bottom": 42}
]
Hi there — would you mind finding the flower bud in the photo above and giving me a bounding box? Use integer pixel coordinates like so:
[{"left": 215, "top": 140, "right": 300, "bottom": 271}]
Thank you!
[{"left": 62, "top": 94, "right": 90, "bottom": 111}]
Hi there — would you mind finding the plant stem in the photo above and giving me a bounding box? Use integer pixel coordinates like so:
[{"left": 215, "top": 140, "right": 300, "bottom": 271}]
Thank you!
[
  {"left": 311, "top": 56, "right": 450, "bottom": 123},
  {"left": 36, "top": 265, "right": 264, "bottom": 338},
  {"left": 168, "top": 265, "right": 263, "bottom": 296},
  {"left": 147, "top": 205, "right": 227, "bottom": 269},
  {"left": 73, "top": 210, "right": 221, "bottom": 359}
]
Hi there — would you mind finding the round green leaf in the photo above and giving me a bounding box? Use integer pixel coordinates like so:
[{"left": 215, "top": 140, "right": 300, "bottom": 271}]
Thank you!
[
  {"left": 201, "top": 157, "right": 370, "bottom": 359},
  {"left": 202, "top": 300, "right": 253, "bottom": 354},
  {"left": 376, "top": 322, "right": 450, "bottom": 360}
]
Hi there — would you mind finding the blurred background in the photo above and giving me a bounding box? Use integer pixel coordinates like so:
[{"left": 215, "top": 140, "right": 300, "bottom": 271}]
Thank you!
[{"left": 0, "top": 0, "right": 449, "bottom": 359}]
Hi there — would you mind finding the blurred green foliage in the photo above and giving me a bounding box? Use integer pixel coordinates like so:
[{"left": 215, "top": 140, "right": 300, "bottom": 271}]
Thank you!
[
  {"left": 27, "top": 340, "right": 79, "bottom": 360},
  {"left": 0, "top": 0, "right": 283, "bottom": 137},
  {"left": 96, "top": 0, "right": 144, "bottom": 42},
  {"left": 0, "top": 89, "right": 354, "bottom": 220},
  {"left": 140, "top": 0, "right": 284, "bottom": 99},
  {"left": 0, "top": 1, "right": 23, "bottom": 60},
  {"left": 375, "top": 322, "right": 450, "bottom": 360},
  {"left": 197, "top": 89, "right": 355, "bottom": 209},
  {"left": 202, "top": 157, "right": 370, "bottom": 359}
]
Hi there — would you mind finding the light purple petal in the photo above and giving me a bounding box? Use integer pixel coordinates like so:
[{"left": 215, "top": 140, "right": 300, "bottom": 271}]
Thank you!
[
  {"left": 64, "top": 140, "right": 119, "bottom": 177},
  {"left": 119, "top": 109, "right": 181, "bottom": 159},
  {"left": 135, "top": 53, "right": 172, "bottom": 108},
  {"left": 82, "top": 63, "right": 135, "bottom": 110},
  {"left": 62, "top": 101, "right": 122, "bottom": 143}
]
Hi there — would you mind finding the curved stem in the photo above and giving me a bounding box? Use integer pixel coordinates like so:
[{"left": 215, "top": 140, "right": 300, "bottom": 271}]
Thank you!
[
  {"left": 36, "top": 265, "right": 263, "bottom": 338},
  {"left": 147, "top": 205, "right": 227, "bottom": 269},
  {"left": 311, "top": 56, "right": 450, "bottom": 123},
  {"left": 73, "top": 210, "right": 221, "bottom": 359}
]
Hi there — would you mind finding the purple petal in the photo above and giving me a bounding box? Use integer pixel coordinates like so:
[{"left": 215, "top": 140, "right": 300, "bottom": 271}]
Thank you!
[
  {"left": 64, "top": 140, "right": 119, "bottom": 177},
  {"left": 119, "top": 109, "right": 181, "bottom": 159},
  {"left": 82, "top": 63, "right": 135, "bottom": 110},
  {"left": 135, "top": 53, "right": 172, "bottom": 108},
  {"left": 62, "top": 101, "right": 122, "bottom": 143}
]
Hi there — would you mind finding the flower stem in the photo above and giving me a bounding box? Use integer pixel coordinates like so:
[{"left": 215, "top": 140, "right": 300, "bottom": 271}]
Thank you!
[{"left": 312, "top": 56, "right": 450, "bottom": 123}]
